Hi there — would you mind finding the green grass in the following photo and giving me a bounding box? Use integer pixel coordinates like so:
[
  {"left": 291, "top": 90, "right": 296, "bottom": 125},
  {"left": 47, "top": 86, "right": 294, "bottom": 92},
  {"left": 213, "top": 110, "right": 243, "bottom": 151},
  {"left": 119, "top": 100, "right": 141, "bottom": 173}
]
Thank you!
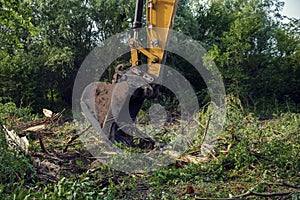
[{"left": 0, "top": 98, "right": 299, "bottom": 199}]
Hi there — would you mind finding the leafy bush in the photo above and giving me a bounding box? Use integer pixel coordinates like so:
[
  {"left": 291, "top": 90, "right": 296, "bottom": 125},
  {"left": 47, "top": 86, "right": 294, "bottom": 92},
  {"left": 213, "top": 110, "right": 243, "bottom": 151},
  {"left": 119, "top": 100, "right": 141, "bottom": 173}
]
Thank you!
[
  {"left": 0, "top": 102, "right": 35, "bottom": 198},
  {"left": 0, "top": 102, "right": 33, "bottom": 123}
]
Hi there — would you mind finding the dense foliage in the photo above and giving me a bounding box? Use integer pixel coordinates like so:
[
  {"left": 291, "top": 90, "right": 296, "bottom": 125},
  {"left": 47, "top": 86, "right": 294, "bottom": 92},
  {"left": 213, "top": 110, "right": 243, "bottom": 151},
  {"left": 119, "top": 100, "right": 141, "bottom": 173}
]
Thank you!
[
  {"left": 0, "top": 0, "right": 299, "bottom": 113},
  {"left": 1, "top": 0, "right": 136, "bottom": 110}
]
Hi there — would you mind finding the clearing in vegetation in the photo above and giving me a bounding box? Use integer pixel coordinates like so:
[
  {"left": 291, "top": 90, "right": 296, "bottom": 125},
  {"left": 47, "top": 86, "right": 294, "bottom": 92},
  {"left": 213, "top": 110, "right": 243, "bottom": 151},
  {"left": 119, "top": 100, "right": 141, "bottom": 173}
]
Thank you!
[{"left": 0, "top": 97, "right": 299, "bottom": 199}]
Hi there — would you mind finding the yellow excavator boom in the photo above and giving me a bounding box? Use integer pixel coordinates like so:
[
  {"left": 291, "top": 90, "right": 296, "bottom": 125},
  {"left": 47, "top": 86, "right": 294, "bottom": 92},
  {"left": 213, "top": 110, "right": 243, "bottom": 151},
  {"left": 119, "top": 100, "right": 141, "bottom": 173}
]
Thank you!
[{"left": 130, "top": 0, "right": 178, "bottom": 77}]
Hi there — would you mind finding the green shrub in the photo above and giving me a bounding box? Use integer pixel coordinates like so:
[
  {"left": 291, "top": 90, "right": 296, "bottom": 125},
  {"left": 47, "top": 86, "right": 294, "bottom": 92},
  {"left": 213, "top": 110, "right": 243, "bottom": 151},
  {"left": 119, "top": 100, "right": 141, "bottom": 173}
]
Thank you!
[{"left": 0, "top": 102, "right": 35, "bottom": 198}]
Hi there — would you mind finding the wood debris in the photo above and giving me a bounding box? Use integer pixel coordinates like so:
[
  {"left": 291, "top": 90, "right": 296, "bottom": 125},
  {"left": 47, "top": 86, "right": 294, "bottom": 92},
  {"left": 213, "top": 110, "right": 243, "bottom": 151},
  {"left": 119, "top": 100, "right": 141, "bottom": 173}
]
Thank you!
[
  {"left": 43, "top": 108, "right": 53, "bottom": 118},
  {"left": 177, "top": 154, "right": 210, "bottom": 164},
  {"left": 33, "top": 158, "right": 60, "bottom": 183},
  {"left": 3, "top": 125, "right": 29, "bottom": 154},
  {"left": 3, "top": 108, "right": 64, "bottom": 154}
]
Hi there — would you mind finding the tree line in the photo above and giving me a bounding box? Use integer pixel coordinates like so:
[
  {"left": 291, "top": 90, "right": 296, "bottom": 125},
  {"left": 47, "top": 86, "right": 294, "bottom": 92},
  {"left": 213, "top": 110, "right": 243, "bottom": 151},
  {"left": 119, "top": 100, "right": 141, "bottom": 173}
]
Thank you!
[{"left": 0, "top": 0, "right": 299, "bottom": 114}]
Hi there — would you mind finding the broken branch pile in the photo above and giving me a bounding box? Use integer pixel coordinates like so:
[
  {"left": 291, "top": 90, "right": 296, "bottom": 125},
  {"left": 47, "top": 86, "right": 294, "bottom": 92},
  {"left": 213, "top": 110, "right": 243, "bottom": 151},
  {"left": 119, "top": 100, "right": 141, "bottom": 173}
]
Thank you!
[{"left": 2, "top": 109, "right": 64, "bottom": 154}]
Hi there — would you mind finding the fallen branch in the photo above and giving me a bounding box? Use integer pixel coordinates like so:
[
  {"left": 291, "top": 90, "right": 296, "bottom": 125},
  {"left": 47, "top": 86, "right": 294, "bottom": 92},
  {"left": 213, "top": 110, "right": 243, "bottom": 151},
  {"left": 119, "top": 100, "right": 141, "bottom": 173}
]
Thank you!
[
  {"left": 230, "top": 185, "right": 292, "bottom": 198},
  {"left": 39, "top": 138, "right": 49, "bottom": 154},
  {"left": 13, "top": 171, "right": 22, "bottom": 182},
  {"left": 250, "top": 191, "right": 291, "bottom": 197},
  {"left": 200, "top": 115, "right": 212, "bottom": 147},
  {"left": 265, "top": 181, "right": 300, "bottom": 189},
  {"left": 63, "top": 125, "right": 91, "bottom": 152},
  {"left": 3, "top": 125, "right": 29, "bottom": 154},
  {"left": 195, "top": 190, "right": 294, "bottom": 200},
  {"left": 282, "top": 182, "right": 300, "bottom": 189},
  {"left": 219, "top": 143, "right": 232, "bottom": 154},
  {"left": 195, "top": 181, "right": 296, "bottom": 199}
]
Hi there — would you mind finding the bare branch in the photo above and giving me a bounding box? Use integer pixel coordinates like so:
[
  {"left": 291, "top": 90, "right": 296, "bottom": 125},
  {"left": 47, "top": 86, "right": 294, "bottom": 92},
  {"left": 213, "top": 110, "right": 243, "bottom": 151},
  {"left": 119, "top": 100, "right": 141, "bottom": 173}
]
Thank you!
[{"left": 63, "top": 125, "right": 92, "bottom": 152}]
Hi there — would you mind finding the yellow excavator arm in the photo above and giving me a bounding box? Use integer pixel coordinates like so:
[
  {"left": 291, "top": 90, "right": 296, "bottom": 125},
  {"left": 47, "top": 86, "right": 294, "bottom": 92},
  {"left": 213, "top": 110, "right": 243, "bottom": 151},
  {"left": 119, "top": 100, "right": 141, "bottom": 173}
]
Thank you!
[
  {"left": 82, "top": 0, "right": 179, "bottom": 149},
  {"left": 130, "top": 0, "right": 178, "bottom": 77}
]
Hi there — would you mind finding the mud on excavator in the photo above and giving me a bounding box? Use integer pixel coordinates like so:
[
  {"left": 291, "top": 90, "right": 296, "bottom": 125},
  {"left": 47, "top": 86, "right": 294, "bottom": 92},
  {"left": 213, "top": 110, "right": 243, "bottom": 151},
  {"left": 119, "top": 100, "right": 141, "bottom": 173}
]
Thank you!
[{"left": 81, "top": 0, "right": 178, "bottom": 149}]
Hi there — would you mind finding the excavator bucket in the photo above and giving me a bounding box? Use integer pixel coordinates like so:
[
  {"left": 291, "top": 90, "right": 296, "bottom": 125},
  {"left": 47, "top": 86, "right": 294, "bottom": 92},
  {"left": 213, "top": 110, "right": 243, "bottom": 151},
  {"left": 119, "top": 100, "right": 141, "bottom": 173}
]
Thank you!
[{"left": 81, "top": 74, "right": 156, "bottom": 150}]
